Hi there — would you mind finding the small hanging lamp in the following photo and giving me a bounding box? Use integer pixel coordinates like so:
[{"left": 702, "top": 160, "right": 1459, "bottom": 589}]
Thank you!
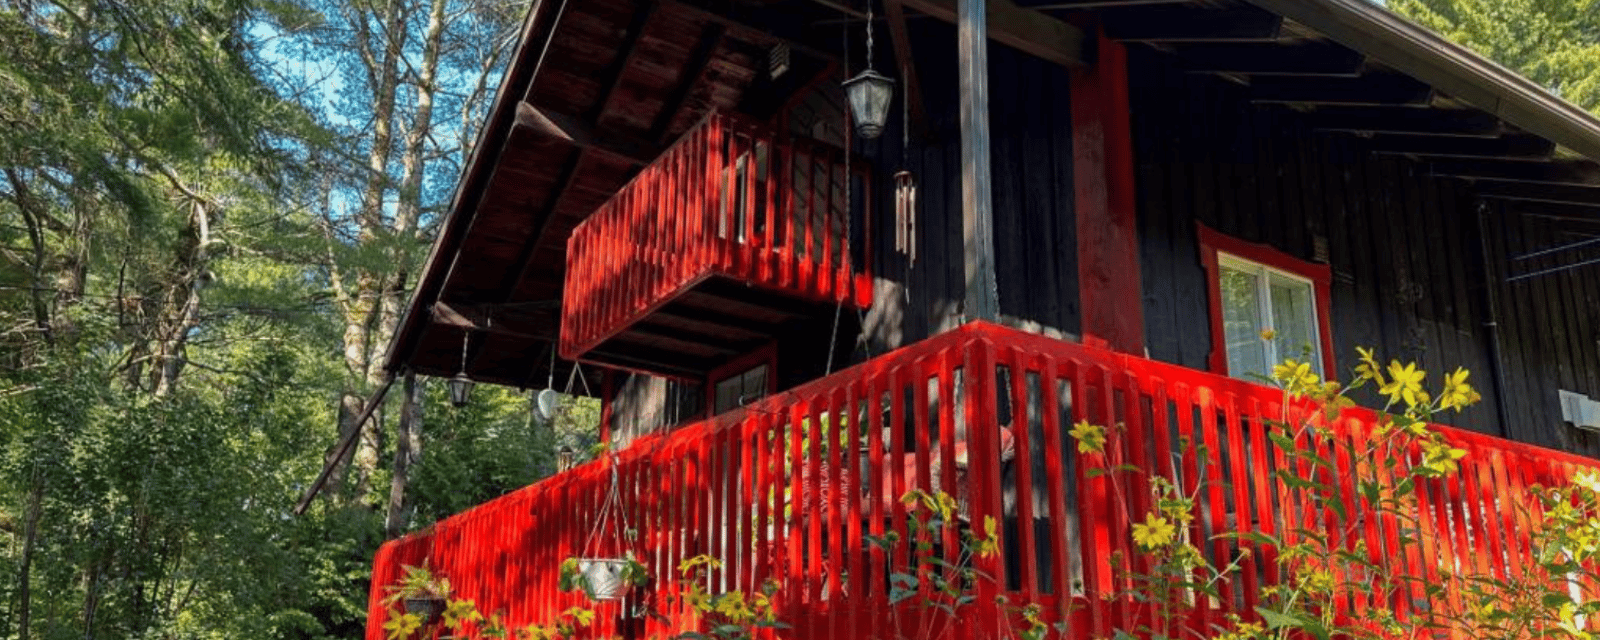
[
  {"left": 842, "top": 3, "right": 895, "bottom": 139},
  {"left": 448, "top": 330, "right": 474, "bottom": 408}
]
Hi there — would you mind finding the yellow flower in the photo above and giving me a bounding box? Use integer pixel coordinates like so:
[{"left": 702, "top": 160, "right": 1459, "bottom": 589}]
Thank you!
[
  {"left": 442, "top": 598, "right": 481, "bottom": 628},
  {"left": 1379, "top": 360, "right": 1426, "bottom": 407},
  {"left": 1131, "top": 513, "right": 1175, "bottom": 550},
  {"left": 683, "top": 581, "right": 712, "bottom": 612},
  {"left": 1355, "top": 346, "right": 1384, "bottom": 384},
  {"left": 1070, "top": 420, "right": 1106, "bottom": 455},
  {"left": 383, "top": 613, "right": 423, "bottom": 640},
  {"left": 1438, "top": 367, "right": 1477, "bottom": 412},
  {"left": 1271, "top": 359, "right": 1319, "bottom": 395},
  {"left": 1259, "top": 329, "right": 1277, "bottom": 342},
  {"left": 1575, "top": 470, "right": 1600, "bottom": 495}
]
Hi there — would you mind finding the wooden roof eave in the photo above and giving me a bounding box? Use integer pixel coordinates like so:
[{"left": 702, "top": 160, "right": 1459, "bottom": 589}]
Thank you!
[
  {"left": 383, "top": 0, "right": 564, "bottom": 375},
  {"left": 1242, "top": 0, "right": 1600, "bottom": 164}
]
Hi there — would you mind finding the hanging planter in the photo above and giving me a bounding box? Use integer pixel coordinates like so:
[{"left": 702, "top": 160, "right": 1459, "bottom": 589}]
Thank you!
[
  {"left": 559, "top": 453, "right": 647, "bottom": 601},
  {"left": 382, "top": 563, "right": 452, "bottom": 625}
]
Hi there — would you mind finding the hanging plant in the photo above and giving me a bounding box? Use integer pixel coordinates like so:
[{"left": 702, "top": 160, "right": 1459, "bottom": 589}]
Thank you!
[
  {"left": 560, "top": 452, "right": 647, "bottom": 601},
  {"left": 382, "top": 563, "right": 452, "bottom": 624}
]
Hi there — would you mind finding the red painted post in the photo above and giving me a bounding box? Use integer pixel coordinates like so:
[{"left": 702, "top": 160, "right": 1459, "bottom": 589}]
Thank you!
[{"left": 1071, "top": 30, "right": 1143, "bottom": 355}]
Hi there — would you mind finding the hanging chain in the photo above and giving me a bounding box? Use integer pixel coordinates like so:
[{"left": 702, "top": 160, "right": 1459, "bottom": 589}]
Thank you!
[{"left": 865, "top": 5, "right": 874, "bottom": 69}]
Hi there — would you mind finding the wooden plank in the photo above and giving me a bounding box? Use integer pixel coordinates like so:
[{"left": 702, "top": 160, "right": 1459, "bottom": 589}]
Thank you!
[
  {"left": 960, "top": 0, "right": 1000, "bottom": 322},
  {"left": 592, "top": 1, "right": 660, "bottom": 125},
  {"left": 898, "top": 0, "right": 1086, "bottom": 68}
]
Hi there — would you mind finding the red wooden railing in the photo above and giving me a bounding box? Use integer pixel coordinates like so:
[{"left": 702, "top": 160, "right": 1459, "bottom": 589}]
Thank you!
[
  {"left": 369, "top": 322, "right": 1599, "bottom": 640},
  {"left": 559, "top": 112, "right": 872, "bottom": 362}
]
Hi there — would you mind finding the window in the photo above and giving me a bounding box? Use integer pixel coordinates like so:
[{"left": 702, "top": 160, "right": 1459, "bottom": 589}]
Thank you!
[
  {"left": 707, "top": 345, "right": 777, "bottom": 416},
  {"left": 1199, "top": 225, "right": 1334, "bottom": 382}
]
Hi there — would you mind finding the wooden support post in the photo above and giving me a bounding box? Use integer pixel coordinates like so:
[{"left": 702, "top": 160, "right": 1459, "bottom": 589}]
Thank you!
[
  {"left": 1072, "top": 31, "right": 1144, "bottom": 353},
  {"left": 960, "top": 0, "right": 999, "bottom": 323}
]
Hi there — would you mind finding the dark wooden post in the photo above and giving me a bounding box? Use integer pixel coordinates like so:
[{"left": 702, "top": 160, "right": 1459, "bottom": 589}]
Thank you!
[
  {"left": 1072, "top": 31, "right": 1144, "bottom": 353},
  {"left": 960, "top": 0, "right": 999, "bottom": 322}
]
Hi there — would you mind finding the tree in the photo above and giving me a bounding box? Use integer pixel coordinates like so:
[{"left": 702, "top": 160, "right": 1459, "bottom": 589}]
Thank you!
[{"left": 1390, "top": 0, "right": 1600, "bottom": 112}]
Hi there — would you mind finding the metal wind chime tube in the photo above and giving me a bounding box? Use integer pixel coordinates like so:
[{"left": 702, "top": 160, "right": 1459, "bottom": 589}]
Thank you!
[{"left": 895, "top": 70, "right": 916, "bottom": 265}]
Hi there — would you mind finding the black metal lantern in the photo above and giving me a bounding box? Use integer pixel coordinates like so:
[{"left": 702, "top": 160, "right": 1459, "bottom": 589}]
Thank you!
[
  {"left": 448, "top": 372, "right": 474, "bottom": 408},
  {"left": 842, "top": 2, "right": 895, "bottom": 139},
  {"left": 449, "top": 329, "right": 474, "bottom": 408},
  {"left": 843, "top": 69, "right": 895, "bottom": 139}
]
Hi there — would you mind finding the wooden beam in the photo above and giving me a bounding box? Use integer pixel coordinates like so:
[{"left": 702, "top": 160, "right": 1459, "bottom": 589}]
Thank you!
[
  {"left": 593, "top": 1, "right": 661, "bottom": 125},
  {"left": 1250, "top": 74, "right": 1433, "bottom": 106},
  {"left": 1474, "top": 181, "right": 1600, "bottom": 207},
  {"left": 897, "top": 0, "right": 1086, "bottom": 68},
  {"left": 1369, "top": 133, "right": 1555, "bottom": 160},
  {"left": 1073, "top": 32, "right": 1144, "bottom": 354},
  {"left": 884, "top": 0, "right": 930, "bottom": 138},
  {"left": 1102, "top": 6, "right": 1283, "bottom": 43},
  {"left": 1430, "top": 159, "right": 1600, "bottom": 186},
  {"left": 960, "top": 0, "right": 998, "bottom": 322},
  {"left": 1177, "top": 42, "right": 1366, "bottom": 76},
  {"left": 515, "top": 102, "right": 661, "bottom": 165},
  {"left": 431, "top": 301, "right": 556, "bottom": 341},
  {"left": 1501, "top": 202, "right": 1600, "bottom": 226},
  {"left": 1309, "top": 106, "right": 1503, "bottom": 137},
  {"left": 649, "top": 23, "right": 727, "bottom": 144}
]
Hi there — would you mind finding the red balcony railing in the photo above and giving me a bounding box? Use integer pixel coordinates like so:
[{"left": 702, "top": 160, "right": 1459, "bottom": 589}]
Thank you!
[
  {"left": 559, "top": 112, "right": 871, "bottom": 371},
  {"left": 369, "top": 322, "right": 1599, "bottom": 640}
]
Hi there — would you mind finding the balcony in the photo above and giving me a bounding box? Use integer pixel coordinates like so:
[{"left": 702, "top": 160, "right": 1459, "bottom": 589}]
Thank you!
[
  {"left": 367, "top": 322, "right": 1597, "bottom": 639},
  {"left": 559, "top": 113, "right": 871, "bottom": 379}
]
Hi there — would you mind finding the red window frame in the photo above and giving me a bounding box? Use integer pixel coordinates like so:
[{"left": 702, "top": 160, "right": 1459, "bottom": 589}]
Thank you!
[{"left": 1197, "top": 223, "right": 1336, "bottom": 379}]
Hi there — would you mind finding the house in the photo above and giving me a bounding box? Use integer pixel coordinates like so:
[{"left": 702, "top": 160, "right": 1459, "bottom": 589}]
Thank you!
[{"left": 365, "top": 0, "right": 1600, "bottom": 636}]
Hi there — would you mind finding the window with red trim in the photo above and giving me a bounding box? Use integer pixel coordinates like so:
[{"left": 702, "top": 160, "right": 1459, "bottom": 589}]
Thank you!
[
  {"left": 707, "top": 345, "right": 777, "bottom": 416},
  {"left": 1199, "top": 225, "right": 1335, "bottom": 381}
]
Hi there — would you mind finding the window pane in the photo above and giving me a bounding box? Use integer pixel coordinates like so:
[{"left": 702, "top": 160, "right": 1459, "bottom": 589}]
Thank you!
[
  {"left": 1268, "top": 273, "right": 1320, "bottom": 376},
  {"left": 1220, "top": 263, "right": 1267, "bottom": 379}
]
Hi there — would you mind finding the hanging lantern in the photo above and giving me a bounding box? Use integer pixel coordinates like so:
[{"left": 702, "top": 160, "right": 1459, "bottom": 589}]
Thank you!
[
  {"left": 842, "top": 3, "right": 895, "bottom": 139},
  {"left": 449, "top": 329, "right": 474, "bottom": 408},
  {"left": 448, "top": 372, "right": 474, "bottom": 408},
  {"left": 844, "top": 69, "right": 895, "bottom": 139}
]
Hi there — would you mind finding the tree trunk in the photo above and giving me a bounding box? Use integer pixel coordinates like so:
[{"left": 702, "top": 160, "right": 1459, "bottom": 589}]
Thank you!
[
  {"left": 385, "top": 372, "right": 423, "bottom": 538},
  {"left": 16, "top": 471, "right": 43, "bottom": 640}
]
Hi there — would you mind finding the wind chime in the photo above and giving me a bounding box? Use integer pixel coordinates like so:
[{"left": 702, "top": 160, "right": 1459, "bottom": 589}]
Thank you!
[{"left": 894, "top": 74, "right": 916, "bottom": 265}]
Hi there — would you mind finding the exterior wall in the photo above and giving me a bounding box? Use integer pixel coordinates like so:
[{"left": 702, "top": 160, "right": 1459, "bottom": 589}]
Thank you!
[
  {"left": 1126, "top": 46, "right": 1600, "bottom": 454},
  {"left": 854, "top": 21, "right": 1080, "bottom": 358}
]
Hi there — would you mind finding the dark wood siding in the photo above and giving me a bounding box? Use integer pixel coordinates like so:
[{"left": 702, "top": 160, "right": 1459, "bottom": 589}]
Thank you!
[
  {"left": 854, "top": 21, "right": 1079, "bottom": 359},
  {"left": 1128, "top": 46, "right": 1600, "bottom": 454}
]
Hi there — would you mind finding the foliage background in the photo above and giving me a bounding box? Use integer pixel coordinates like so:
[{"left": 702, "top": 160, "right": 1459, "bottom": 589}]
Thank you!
[{"left": 0, "top": 0, "right": 1593, "bottom": 638}]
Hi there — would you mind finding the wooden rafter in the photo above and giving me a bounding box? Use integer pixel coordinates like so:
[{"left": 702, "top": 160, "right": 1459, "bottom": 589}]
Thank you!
[
  {"left": 1475, "top": 181, "right": 1600, "bottom": 206},
  {"left": 1431, "top": 159, "right": 1600, "bottom": 185},
  {"left": 1309, "top": 106, "right": 1503, "bottom": 137},
  {"left": 1368, "top": 133, "right": 1555, "bottom": 161},
  {"left": 516, "top": 102, "right": 661, "bottom": 165},
  {"left": 649, "top": 23, "right": 727, "bottom": 144},
  {"left": 593, "top": 0, "right": 661, "bottom": 125},
  {"left": 1176, "top": 42, "right": 1366, "bottom": 76},
  {"left": 1250, "top": 74, "right": 1433, "bottom": 106}
]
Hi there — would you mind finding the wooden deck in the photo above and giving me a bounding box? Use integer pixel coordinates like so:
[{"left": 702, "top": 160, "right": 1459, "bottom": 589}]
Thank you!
[
  {"left": 559, "top": 113, "right": 872, "bottom": 379},
  {"left": 369, "top": 321, "right": 1599, "bottom": 639}
]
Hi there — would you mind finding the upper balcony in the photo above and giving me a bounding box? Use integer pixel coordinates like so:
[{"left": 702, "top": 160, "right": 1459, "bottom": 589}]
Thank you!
[
  {"left": 559, "top": 113, "right": 871, "bottom": 379},
  {"left": 368, "top": 322, "right": 1600, "bottom": 640}
]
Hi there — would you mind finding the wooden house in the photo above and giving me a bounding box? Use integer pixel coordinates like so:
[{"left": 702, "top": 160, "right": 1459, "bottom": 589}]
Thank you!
[{"left": 366, "top": 0, "right": 1600, "bottom": 636}]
